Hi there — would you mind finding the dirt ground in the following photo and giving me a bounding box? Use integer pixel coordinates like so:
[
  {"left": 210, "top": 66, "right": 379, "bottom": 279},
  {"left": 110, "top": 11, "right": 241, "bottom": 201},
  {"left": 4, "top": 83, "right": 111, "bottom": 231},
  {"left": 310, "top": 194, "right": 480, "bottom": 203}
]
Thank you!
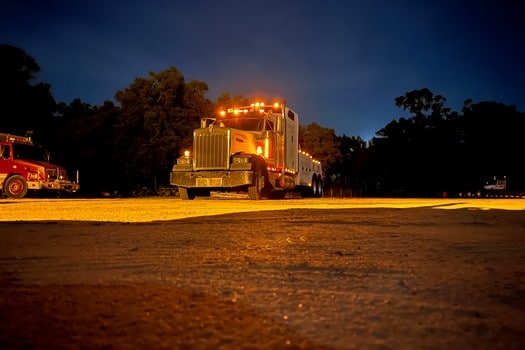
[{"left": 0, "top": 198, "right": 524, "bottom": 349}]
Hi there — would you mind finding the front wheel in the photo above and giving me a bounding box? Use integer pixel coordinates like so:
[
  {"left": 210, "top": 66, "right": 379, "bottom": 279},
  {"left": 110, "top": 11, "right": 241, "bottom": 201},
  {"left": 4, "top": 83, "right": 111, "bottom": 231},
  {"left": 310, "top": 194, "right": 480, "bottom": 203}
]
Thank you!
[
  {"left": 4, "top": 175, "right": 29, "bottom": 199},
  {"left": 248, "top": 168, "right": 270, "bottom": 200},
  {"left": 248, "top": 171, "right": 263, "bottom": 200}
]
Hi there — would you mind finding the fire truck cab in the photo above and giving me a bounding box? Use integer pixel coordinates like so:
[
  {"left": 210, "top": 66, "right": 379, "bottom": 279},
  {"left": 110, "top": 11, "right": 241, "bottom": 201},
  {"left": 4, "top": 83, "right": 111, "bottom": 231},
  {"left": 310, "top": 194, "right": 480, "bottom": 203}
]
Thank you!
[
  {"left": 170, "top": 101, "right": 322, "bottom": 199},
  {"left": 0, "top": 133, "right": 79, "bottom": 199}
]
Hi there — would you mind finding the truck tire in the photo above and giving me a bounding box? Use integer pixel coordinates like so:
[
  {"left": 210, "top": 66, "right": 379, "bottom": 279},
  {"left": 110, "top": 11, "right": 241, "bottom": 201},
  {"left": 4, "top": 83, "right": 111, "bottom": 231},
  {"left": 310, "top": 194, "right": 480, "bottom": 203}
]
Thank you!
[
  {"left": 179, "top": 187, "right": 196, "bottom": 200},
  {"left": 248, "top": 171, "right": 262, "bottom": 200},
  {"left": 313, "top": 176, "right": 323, "bottom": 197},
  {"left": 248, "top": 157, "right": 269, "bottom": 200},
  {"left": 4, "top": 175, "right": 29, "bottom": 199},
  {"left": 248, "top": 165, "right": 269, "bottom": 200}
]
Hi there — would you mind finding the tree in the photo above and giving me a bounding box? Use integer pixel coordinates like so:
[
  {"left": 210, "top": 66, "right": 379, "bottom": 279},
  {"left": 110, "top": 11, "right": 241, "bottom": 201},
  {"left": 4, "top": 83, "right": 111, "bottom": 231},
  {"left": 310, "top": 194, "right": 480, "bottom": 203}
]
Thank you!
[
  {"left": 370, "top": 88, "right": 458, "bottom": 195},
  {"left": 114, "top": 67, "right": 213, "bottom": 191},
  {"left": 330, "top": 134, "right": 368, "bottom": 192},
  {"left": 460, "top": 101, "right": 525, "bottom": 189},
  {"left": 0, "top": 45, "right": 55, "bottom": 138},
  {"left": 215, "top": 93, "right": 250, "bottom": 111},
  {"left": 394, "top": 88, "right": 451, "bottom": 119},
  {"left": 51, "top": 99, "right": 122, "bottom": 193},
  {"left": 299, "top": 122, "right": 341, "bottom": 176}
]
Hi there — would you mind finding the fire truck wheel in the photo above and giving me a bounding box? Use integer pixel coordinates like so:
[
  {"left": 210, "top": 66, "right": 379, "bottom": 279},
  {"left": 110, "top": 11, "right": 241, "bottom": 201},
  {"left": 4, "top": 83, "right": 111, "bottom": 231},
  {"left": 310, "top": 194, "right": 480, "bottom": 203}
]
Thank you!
[
  {"left": 5, "top": 175, "right": 29, "bottom": 199},
  {"left": 179, "top": 187, "right": 196, "bottom": 200}
]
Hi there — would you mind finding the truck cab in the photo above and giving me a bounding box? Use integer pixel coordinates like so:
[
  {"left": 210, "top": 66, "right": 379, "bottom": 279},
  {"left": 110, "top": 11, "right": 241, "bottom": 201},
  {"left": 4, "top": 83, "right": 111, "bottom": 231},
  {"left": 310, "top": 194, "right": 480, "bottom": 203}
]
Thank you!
[{"left": 0, "top": 133, "right": 79, "bottom": 199}]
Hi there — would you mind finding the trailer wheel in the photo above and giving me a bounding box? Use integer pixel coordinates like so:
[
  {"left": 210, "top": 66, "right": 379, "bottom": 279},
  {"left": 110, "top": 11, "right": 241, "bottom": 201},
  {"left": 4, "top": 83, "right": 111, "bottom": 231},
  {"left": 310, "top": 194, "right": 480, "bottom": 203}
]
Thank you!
[
  {"left": 179, "top": 187, "right": 196, "bottom": 200},
  {"left": 5, "top": 175, "right": 29, "bottom": 199}
]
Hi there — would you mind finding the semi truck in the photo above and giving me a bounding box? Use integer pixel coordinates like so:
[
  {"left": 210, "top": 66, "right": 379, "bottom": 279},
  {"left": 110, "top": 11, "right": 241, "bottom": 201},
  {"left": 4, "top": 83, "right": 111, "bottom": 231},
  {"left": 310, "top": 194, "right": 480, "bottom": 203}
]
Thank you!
[
  {"left": 0, "top": 133, "right": 79, "bottom": 199},
  {"left": 171, "top": 101, "right": 323, "bottom": 200}
]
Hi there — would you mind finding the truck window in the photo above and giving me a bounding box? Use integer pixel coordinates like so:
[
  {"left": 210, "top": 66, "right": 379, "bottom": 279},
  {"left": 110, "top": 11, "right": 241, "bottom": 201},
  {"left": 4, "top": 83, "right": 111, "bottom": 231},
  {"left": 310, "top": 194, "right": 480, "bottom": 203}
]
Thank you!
[
  {"left": 0, "top": 145, "right": 9, "bottom": 159},
  {"left": 12, "top": 144, "right": 45, "bottom": 161}
]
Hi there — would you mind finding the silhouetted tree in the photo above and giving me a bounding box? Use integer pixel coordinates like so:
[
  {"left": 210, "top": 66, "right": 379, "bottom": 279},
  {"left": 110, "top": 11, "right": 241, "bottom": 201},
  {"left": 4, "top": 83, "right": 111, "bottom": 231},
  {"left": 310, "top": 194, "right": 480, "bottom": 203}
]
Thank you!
[
  {"left": 215, "top": 93, "right": 250, "bottom": 111},
  {"left": 0, "top": 44, "right": 55, "bottom": 139},
  {"left": 114, "top": 67, "right": 213, "bottom": 192},
  {"left": 50, "top": 99, "right": 122, "bottom": 193},
  {"left": 367, "top": 88, "right": 525, "bottom": 196},
  {"left": 368, "top": 88, "right": 457, "bottom": 195},
  {"left": 299, "top": 122, "right": 341, "bottom": 176},
  {"left": 460, "top": 101, "right": 525, "bottom": 190},
  {"left": 330, "top": 134, "right": 368, "bottom": 193}
]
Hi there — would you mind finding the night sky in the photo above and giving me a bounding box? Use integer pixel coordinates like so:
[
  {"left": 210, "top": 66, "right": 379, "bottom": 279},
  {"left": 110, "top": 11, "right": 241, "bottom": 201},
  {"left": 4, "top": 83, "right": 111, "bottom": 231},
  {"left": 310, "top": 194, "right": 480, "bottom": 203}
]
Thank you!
[{"left": 1, "top": 0, "right": 524, "bottom": 140}]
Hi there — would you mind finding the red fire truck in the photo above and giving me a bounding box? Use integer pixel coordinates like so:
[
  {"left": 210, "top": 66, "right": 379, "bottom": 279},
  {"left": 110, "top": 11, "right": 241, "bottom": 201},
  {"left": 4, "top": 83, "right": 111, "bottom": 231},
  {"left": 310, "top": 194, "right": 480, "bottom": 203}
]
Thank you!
[
  {"left": 0, "top": 133, "right": 79, "bottom": 198},
  {"left": 170, "top": 101, "right": 323, "bottom": 199}
]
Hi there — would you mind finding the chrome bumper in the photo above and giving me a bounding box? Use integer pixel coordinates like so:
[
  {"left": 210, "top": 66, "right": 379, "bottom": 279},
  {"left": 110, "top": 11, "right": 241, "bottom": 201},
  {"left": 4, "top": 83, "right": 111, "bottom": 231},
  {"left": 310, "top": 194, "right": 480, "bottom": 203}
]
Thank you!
[
  {"left": 28, "top": 180, "right": 80, "bottom": 192},
  {"left": 170, "top": 170, "right": 253, "bottom": 188}
]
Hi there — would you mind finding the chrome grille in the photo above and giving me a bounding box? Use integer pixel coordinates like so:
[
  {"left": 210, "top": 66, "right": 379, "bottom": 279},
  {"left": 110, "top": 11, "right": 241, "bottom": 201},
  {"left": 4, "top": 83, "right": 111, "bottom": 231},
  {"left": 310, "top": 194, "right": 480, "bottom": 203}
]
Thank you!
[
  {"left": 193, "top": 128, "right": 230, "bottom": 170},
  {"left": 46, "top": 168, "right": 58, "bottom": 180},
  {"left": 46, "top": 167, "right": 68, "bottom": 180}
]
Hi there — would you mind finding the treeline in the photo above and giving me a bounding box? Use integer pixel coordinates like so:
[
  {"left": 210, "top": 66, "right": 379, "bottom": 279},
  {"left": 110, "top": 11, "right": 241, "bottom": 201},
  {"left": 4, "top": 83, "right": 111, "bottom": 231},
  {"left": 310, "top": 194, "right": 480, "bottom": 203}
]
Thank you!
[
  {"left": 329, "top": 90, "right": 525, "bottom": 196},
  {"left": 1, "top": 45, "right": 524, "bottom": 196}
]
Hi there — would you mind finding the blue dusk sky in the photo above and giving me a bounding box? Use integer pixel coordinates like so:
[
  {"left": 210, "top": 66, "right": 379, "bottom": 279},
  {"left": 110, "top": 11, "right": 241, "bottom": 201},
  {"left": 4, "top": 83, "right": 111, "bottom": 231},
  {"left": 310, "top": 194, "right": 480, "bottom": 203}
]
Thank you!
[{"left": 1, "top": 0, "right": 523, "bottom": 140}]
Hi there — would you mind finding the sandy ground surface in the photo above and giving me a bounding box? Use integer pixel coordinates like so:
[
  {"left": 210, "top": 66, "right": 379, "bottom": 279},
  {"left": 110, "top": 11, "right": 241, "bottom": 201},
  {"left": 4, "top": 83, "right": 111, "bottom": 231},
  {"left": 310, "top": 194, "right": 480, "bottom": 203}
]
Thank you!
[{"left": 0, "top": 197, "right": 524, "bottom": 349}]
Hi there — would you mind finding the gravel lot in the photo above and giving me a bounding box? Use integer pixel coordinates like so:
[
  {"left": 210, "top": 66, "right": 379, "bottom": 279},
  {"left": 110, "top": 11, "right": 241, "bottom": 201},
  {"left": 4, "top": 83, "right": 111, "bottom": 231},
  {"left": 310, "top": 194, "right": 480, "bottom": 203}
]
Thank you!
[{"left": 1, "top": 197, "right": 524, "bottom": 349}]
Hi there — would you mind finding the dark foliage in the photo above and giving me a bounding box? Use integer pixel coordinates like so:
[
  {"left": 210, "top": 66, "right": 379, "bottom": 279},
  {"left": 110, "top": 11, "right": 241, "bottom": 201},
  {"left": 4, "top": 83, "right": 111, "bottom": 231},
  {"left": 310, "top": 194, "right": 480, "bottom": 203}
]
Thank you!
[
  {"left": 0, "top": 45, "right": 56, "bottom": 140},
  {"left": 351, "top": 90, "right": 525, "bottom": 196}
]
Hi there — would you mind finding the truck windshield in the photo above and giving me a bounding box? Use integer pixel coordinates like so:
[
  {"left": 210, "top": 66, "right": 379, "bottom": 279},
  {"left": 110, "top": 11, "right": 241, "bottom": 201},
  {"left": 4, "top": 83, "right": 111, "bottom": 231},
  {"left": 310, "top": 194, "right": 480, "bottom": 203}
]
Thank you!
[
  {"left": 221, "top": 116, "right": 276, "bottom": 132},
  {"left": 221, "top": 117, "right": 262, "bottom": 131},
  {"left": 12, "top": 144, "right": 46, "bottom": 161}
]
